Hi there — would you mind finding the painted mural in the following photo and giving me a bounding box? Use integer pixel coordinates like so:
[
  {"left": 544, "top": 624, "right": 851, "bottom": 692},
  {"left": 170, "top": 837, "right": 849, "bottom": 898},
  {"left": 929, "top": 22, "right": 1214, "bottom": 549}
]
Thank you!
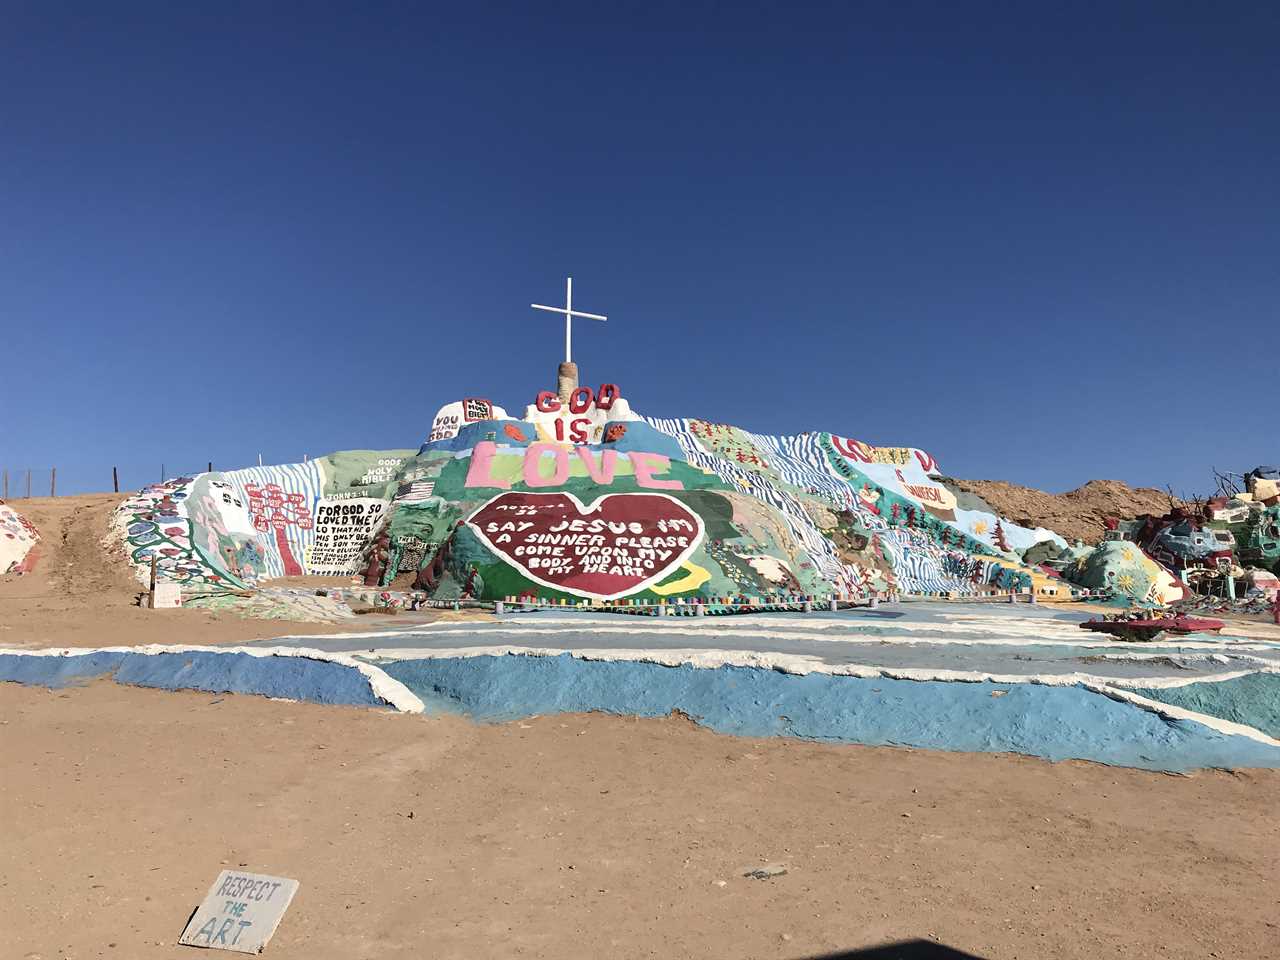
[
  {"left": 1, "top": 500, "right": 40, "bottom": 575},
  {"left": 111, "top": 387, "right": 1093, "bottom": 602},
  {"left": 1066, "top": 540, "right": 1187, "bottom": 605}
]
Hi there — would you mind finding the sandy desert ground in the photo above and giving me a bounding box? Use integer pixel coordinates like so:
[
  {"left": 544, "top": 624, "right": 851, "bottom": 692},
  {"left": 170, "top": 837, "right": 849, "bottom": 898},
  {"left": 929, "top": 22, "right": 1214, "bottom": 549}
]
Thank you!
[
  {"left": 3, "top": 495, "right": 1278, "bottom": 959},
  {"left": 3, "top": 682, "right": 1278, "bottom": 960}
]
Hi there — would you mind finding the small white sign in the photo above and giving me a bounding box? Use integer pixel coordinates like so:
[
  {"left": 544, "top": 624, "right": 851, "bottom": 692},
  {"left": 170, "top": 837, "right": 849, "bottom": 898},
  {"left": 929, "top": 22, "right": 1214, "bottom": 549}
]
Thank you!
[
  {"left": 179, "top": 870, "right": 299, "bottom": 954},
  {"left": 152, "top": 581, "right": 182, "bottom": 609}
]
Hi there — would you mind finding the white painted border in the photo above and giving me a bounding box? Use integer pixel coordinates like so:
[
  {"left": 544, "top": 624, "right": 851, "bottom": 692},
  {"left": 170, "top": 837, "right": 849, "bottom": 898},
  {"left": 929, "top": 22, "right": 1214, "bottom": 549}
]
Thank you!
[
  {"left": 341, "top": 643, "right": 1280, "bottom": 747},
  {"left": 6, "top": 640, "right": 1276, "bottom": 750},
  {"left": 465, "top": 490, "right": 706, "bottom": 600}
]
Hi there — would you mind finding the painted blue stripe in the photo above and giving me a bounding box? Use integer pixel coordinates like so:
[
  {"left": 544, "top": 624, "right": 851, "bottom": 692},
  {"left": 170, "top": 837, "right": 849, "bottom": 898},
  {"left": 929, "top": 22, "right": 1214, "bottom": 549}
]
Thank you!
[
  {"left": 0, "top": 651, "right": 383, "bottom": 707},
  {"left": 380, "top": 653, "right": 1280, "bottom": 772}
]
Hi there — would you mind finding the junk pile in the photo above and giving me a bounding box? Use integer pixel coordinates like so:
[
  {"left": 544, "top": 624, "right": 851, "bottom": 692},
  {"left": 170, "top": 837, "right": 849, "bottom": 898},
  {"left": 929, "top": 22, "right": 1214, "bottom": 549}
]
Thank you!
[
  {"left": 1079, "top": 609, "right": 1225, "bottom": 642},
  {"left": 1056, "top": 465, "right": 1279, "bottom": 610}
]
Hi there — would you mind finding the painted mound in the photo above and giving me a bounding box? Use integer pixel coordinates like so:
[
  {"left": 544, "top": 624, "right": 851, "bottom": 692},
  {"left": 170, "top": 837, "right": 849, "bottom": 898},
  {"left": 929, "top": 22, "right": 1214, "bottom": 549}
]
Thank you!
[
  {"left": 1, "top": 500, "right": 40, "bottom": 575},
  {"left": 112, "top": 387, "right": 1084, "bottom": 606}
]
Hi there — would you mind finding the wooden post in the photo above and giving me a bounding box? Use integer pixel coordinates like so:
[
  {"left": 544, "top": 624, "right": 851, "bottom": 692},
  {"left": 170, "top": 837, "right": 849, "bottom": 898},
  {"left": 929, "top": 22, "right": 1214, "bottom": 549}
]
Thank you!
[
  {"left": 207, "top": 461, "right": 213, "bottom": 473},
  {"left": 2, "top": 468, "right": 7, "bottom": 499},
  {"left": 50, "top": 467, "right": 56, "bottom": 497},
  {"left": 148, "top": 554, "right": 158, "bottom": 610},
  {"left": 161, "top": 464, "right": 165, "bottom": 482},
  {"left": 26, "top": 469, "right": 31, "bottom": 498},
  {"left": 113, "top": 466, "right": 119, "bottom": 493}
]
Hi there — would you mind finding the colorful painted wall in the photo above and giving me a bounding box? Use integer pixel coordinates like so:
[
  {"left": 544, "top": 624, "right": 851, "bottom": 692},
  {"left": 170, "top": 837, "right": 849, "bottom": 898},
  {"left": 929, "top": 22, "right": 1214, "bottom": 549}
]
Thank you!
[
  {"left": 111, "top": 391, "right": 1085, "bottom": 602},
  {"left": 112, "top": 451, "right": 414, "bottom": 590},
  {"left": 1062, "top": 540, "right": 1187, "bottom": 605},
  {"left": 1, "top": 501, "right": 40, "bottom": 575}
]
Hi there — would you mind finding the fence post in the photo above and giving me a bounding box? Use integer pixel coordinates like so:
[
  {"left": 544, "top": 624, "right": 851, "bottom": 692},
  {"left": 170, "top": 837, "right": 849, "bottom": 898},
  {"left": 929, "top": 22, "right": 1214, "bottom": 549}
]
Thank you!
[
  {"left": 26, "top": 469, "right": 31, "bottom": 498},
  {"left": 113, "top": 466, "right": 119, "bottom": 493},
  {"left": 2, "top": 469, "right": 7, "bottom": 499},
  {"left": 50, "top": 467, "right": 56, "bottom": 497},
  {"left": 148, "top": 554, "right": 158, "bottom": 610}
]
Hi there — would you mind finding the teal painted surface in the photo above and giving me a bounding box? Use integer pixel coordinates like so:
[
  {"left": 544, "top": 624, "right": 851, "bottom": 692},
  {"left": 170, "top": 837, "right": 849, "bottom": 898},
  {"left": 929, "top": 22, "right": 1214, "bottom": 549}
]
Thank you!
[
  {"left": 381, "top": 654, "right": 1280, "bottom": 772},
  {"left": 1132, "top": 673, "right": 1280, "bottom": 740},
  {"left": 0, "top": 651, "right": 384, "bottom": 707}
]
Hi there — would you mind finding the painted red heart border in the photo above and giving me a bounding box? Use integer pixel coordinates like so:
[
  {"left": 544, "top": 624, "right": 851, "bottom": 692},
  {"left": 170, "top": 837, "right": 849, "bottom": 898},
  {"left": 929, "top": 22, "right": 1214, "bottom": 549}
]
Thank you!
[{"left": 466, "top": 491, "right": 706, "bottom": 600}]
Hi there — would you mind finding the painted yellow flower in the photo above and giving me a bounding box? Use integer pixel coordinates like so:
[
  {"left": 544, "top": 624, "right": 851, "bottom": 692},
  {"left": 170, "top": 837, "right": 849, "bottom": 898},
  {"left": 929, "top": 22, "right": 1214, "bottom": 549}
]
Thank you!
[
  {"left": 972, "top": 520, "right": 989, "bottom": 536},
  {"left": 1116, "top": 574, "right": 1135, "bottom": 591},
  {"left": 1121, "top": 547, "right": 1134, "bottom": 562}
]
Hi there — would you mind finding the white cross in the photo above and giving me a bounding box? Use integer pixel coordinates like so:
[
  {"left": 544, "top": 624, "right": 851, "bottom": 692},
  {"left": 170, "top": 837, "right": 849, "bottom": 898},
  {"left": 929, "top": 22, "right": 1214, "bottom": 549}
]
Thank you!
[{"left": 531, "top": 277, "right": 607, "bottom": 364}]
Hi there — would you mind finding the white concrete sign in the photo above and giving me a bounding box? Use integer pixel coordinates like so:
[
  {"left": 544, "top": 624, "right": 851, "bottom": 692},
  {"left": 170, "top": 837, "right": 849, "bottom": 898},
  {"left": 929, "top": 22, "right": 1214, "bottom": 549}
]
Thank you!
[
  {"left": 179, "top": 870, "right": 298, "bottom": 953},
  {"left": 152, "top": 581, "right": 182, "bottom": 609}
]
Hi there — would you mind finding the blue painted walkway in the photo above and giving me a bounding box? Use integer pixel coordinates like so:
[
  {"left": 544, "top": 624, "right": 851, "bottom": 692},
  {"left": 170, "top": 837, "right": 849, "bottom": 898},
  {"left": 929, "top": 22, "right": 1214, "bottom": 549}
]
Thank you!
[
  {"left": 0, "top": 650, "right": 385, "bottom": 707},
  {"left": 4, "top": 603, "right": 1279, "bottom": 772},
  {"left": 379, "top": 652, "right": 1280, "bottom": 773}
]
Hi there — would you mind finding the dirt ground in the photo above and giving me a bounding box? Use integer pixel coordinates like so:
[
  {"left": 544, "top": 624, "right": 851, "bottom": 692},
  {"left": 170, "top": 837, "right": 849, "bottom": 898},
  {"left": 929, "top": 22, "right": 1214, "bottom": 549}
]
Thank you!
[
  {"left": 4, "top": 494, "right": 1279, "bottom": 959},
  {"left": 2, "top": 681, "right": 1277, "bottom": 960},
  {"left": 0, "top": 495, "right": 438, "bottom": 649},
  {"left": 941, "top": 478, "right": 1179, "bottom": 546}
]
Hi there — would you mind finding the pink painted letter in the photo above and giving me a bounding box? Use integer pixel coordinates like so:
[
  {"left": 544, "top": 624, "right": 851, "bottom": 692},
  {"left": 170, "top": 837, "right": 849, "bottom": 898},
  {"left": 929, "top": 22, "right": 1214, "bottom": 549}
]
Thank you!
[
  {"left": 631, "top": 452, "right": 683, "bottom": 490},
  {"left": 464, "top": 441, "right": 512, "bottom": 489},
  {"left": 524, "top": 442, "right": 570, "bottom": 488},
  {"left": 575, "top": 447, "right": 618, "bottom": 484}
]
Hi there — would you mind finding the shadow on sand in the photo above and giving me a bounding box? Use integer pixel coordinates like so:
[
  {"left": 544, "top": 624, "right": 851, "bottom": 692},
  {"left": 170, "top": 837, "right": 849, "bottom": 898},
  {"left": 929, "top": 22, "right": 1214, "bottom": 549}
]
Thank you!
[{"left": 795, "top": 940, "right": 986, "bottom": 959}]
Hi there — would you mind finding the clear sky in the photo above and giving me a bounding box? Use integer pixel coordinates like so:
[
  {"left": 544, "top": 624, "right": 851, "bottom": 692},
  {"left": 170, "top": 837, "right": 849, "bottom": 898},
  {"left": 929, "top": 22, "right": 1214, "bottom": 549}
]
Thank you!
[{"left": 2, "top": 2, "right": 1276, "bottom": 498}]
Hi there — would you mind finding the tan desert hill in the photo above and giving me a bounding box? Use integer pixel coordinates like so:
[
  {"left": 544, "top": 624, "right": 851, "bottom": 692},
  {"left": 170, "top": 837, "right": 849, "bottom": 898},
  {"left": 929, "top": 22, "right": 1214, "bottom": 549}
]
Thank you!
[
  {"left": 942, "top": 477, "right": 1180, "bottom": 545},
  {"left": 0, "top": 494, "right": 362, "bottom": 648}
]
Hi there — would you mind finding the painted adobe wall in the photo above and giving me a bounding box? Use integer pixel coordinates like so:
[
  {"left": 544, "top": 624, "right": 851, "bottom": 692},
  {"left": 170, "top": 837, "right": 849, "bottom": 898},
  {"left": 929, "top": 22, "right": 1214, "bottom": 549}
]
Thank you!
[
  {"left": 1062, "top": 540, "right": 1186, "bottom": 604},
  {"left": 112, "top": 450, "right": 415, "bottom": 589},
  {"left": 1, "top": 501, "right": 40, "bottom": 575},
  {"left": 374, "top": 402, "right": 1068, "bottom": 602},
  {"left": 110, "top": 393, "right": 1078, "bottom": 602}
]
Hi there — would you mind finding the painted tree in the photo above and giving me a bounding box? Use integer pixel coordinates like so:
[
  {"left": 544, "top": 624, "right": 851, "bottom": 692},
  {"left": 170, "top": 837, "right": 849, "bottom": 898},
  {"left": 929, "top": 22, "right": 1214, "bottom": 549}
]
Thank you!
[
  {"left": 245, "top": 482, "right": 310, "bottom": 577},
  {"left": 992, "top": 520, "right": 1011, "bottom": 552}
]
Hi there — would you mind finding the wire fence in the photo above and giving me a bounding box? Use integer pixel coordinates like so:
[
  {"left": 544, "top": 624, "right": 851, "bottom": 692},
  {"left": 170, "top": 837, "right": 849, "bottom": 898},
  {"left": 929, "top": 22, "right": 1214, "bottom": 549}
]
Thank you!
[{"left": 1, "top": 463, "right": 219, "bottom": 499}]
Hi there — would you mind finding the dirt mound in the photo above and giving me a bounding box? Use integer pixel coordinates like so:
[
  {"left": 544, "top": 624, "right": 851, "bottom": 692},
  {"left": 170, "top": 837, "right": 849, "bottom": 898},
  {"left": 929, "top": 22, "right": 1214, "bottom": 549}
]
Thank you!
[
  {"left": 941, "top": 477, "right": 1178, "bottom": 545},
  {"left": 0, "top": 494, "right": 142, "bottom": 604},
  {"left": 0, "top": 493, "right": 364, "bottom": 649}
]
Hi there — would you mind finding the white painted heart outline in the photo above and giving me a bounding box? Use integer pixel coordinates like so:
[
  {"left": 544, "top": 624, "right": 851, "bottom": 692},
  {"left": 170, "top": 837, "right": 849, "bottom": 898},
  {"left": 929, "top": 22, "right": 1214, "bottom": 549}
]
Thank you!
[{"left": 466, "top": 490, "right": 706, "bottom": 600}]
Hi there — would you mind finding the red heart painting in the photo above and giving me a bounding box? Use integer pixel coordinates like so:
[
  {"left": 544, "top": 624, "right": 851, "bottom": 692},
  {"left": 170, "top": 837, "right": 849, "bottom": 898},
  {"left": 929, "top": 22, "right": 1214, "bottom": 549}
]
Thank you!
[{"left": 467, "top": 491, "right": 705, "bottom": 600}]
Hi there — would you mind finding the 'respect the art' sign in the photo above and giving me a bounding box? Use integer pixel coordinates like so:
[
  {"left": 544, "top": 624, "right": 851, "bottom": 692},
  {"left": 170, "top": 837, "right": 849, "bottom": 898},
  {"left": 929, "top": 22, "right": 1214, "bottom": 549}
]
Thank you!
[
  {"left": 178, "top": 870, "right": 299, "bottom": 954},
  {"left": 467, "top": 491, "right": 704, "bottom": 599}
]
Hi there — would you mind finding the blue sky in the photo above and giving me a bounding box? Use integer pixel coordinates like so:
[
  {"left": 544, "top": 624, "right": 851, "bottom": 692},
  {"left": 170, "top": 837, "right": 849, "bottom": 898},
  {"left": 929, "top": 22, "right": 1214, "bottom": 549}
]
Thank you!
[{"left": 2, "top": 2, "right": 1276, "bottom": 497}]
